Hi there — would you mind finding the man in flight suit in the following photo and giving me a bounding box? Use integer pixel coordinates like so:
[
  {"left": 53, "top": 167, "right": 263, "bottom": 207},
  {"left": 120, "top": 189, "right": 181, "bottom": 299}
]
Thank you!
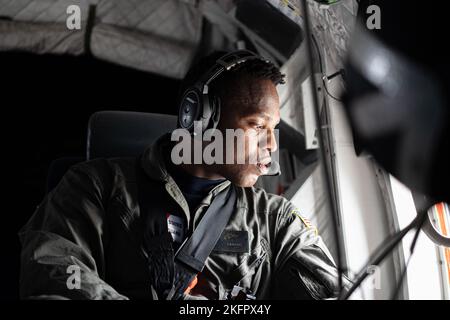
[{"left": 19, "top": 51, "right": 344, "bottom": 300}]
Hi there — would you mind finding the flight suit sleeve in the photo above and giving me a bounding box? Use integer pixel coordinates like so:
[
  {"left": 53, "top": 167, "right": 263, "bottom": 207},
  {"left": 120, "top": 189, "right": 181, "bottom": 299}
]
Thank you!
[
  {"left": 18, "top": 163, "right": 128, "bottom": 300},
  {"left": 271, "top": 201, "right": 345, "bottom": 300}
]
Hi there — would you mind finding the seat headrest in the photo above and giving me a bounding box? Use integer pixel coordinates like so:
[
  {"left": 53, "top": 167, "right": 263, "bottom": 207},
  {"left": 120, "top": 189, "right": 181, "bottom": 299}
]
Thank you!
[{"left": 87, "top": 111, "right": 177, "bottom": 160}]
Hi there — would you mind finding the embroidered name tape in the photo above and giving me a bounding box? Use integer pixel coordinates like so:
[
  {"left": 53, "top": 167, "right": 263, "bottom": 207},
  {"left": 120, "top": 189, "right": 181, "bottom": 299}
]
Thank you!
[{"left": 213, "top": 230, "right": 249, "bottom": 253}]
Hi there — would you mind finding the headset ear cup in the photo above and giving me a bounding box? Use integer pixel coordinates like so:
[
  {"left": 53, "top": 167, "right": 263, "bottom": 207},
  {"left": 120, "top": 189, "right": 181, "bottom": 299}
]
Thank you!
[{"left": 179, "top": 89, "right": 201, "bottom": 132}]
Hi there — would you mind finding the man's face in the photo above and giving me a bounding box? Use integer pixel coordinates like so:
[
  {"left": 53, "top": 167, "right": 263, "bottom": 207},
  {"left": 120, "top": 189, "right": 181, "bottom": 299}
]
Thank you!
[{"left": 214, "top": 78, "right": 280, "bottom": 187}]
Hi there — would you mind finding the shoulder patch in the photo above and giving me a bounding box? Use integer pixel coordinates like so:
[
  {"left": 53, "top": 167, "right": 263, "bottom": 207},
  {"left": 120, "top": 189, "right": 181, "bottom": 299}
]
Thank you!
[{"left": 290, "top": 209, "right": 318, "bottom": 235}]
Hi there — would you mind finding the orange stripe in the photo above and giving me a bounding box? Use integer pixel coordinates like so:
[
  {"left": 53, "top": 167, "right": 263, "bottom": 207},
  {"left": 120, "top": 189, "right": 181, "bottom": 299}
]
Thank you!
[
  {"left": 436, "top": 203, "right": 448, "bottom": 236},
  {"left": 184, "top": 275, "right": 198, "bottom": 295},
  {"left": 436, "top": 203, "right": 450, "bottom": 285}
]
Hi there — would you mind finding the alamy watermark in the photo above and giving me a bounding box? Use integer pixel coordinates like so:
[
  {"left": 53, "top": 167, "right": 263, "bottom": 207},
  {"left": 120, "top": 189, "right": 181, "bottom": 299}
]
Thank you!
[
  {"left": 66, "top": 5, "right": 81, "bottom": 30},
  {"left": 366, "top": 5, "right": 381, "bottom": 30},
  {"left": 66, "top": 265, "right": 81, "bottom": 290},
  {"left": 170, "top": 121, "right": 279, "bottom": 166}
]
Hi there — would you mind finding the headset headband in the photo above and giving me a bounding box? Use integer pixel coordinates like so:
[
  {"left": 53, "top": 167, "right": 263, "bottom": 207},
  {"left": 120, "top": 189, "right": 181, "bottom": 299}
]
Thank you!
[{"left": 197, "top": 50, "right": 263, "bottom": 93}]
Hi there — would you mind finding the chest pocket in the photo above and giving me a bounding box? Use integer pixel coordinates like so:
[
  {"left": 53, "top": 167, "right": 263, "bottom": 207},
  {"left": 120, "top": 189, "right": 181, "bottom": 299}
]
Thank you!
[{"left": 218, "top": 238, "right": 270, "bottom": 299}]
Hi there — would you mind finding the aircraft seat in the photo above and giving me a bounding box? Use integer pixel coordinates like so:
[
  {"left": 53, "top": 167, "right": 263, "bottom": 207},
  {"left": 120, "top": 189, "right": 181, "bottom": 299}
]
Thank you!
[{"left": 46, "top": 111, "right": 177, "bottom": 192}]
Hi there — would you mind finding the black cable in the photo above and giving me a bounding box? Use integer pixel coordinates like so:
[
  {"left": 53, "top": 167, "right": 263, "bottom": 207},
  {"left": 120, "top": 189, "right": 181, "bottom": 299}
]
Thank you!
[
  {"left": 339, "top": 211, "right": 427, "bottom": 299},
  {"left": 339, "top": 223, "right": 413, "bottom": 299},
  {"left": 322, "top": 77, "right": 344, "bottom": 102},
  {"left": 301, "top": 0, "right": 345, "bottom": 291},
  {"left": 390, "top": 249, "right": 413, "bottom": 300},
  {"left": 390, "top": 210, "right": 428, "bottom": 300},
  {"left": 310, "top": 35, "right": 345, "bottom": 102},
  {"left": 324, "top": 69, "right": 343, "bottom": 81}
]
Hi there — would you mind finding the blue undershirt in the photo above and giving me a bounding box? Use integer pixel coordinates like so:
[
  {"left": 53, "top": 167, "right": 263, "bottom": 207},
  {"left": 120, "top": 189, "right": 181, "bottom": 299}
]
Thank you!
[{"left": 167, "top": 161, "right": 226, "bottom": 215}]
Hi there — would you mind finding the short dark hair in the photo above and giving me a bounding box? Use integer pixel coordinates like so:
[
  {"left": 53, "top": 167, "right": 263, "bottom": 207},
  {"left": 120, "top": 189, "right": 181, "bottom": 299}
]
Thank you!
[{"left": 179, "top": 51, "right": 285, "bottom": 103}]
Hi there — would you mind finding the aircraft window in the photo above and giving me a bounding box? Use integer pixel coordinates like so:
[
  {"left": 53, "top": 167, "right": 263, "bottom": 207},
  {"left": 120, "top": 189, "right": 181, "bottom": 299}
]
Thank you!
[{"left": 389, "top": 177, "right": 450, "bottom": 299}]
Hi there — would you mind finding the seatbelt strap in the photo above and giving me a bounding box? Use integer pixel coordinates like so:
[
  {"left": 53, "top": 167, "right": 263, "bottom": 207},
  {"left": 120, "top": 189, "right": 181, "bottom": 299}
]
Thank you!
[
  {"left": 136, "top": 156, "right": 236, "bottom": 300},
  {"left": 176, "top": 184, "right": 235, "bottom": 271},
  {"left": 168, "top": 185, "right": 236, "bottom": 300},
  {"left": 168, "top": 185, "right": 236, "bottom": 299}
]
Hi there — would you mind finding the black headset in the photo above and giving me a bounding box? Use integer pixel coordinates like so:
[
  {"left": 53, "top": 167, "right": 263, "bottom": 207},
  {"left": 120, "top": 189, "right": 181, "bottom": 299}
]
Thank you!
[{"left": 178, "top": 50, "right": 268, "bottom": 133}]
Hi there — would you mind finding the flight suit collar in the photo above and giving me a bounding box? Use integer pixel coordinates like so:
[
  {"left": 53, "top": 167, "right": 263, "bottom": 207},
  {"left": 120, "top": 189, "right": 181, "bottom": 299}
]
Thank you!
[{"left": 140, "top": 133, "right": 232, "bottom": 227}]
